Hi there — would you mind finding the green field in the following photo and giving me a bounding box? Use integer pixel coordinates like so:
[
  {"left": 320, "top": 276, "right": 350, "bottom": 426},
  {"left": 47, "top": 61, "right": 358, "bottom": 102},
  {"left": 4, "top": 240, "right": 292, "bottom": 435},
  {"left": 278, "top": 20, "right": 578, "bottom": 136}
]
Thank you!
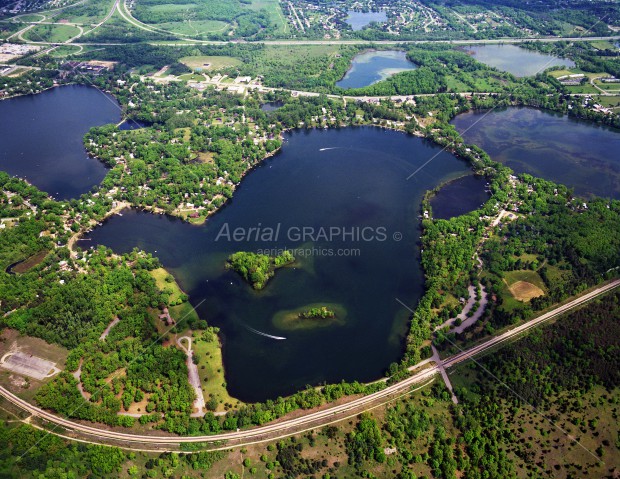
[
  {"left": 157, "top": 20, "right": 229, "bottom": 36},
  {"left": 149, "top": 267, "right": 186, "bottom": 305},
  {"left": 23, "top": 23, "right": 81, "bottom": 42},
  {"left": 48, "top": 44, "right": 84, "bottom": 57},
  {"left": 248, "top": 0, "right": 288, "bottom": 35},
  {"left": 180, "top": 55, "right": 242, "bottom": 71},
  {"left": 503, "top": 269, "right": 546, "bottom": 290},
  {"left": 191, "top": 331, "right": 242, "bottom": 411},
  {"left": 589, "top": 40, "right": 617, "bottom": 51}
]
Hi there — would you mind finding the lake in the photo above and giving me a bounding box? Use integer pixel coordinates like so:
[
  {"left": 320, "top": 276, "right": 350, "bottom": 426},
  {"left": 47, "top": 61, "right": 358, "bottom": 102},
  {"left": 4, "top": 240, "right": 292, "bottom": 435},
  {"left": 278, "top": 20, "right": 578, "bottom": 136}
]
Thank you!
[
  {"left": 430, "top": 175, "right": 489, "bottom": 220},
  {"left": 452, "top": 107, "right": 620, "bottom": 199},
  {"left": 337, "top": 50, "right": 417, "bottom": 89},
  {"left": 464, "top": 44, "right": 575, "bottom": 77},
  {"left": 83, "top": 127, "right": 471, "bottom": 402},
  {"left": 0, "top": 85, "right": 120, "bottom": 199},
  {"left": 345, "top": 11, "right": 387, "bottom": 31}
]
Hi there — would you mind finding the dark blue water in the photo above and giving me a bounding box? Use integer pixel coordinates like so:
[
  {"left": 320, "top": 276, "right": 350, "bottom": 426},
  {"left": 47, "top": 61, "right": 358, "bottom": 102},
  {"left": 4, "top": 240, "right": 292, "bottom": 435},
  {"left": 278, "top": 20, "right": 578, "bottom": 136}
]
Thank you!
[
  {"left": 452, "top": 108, "right": 620, "bottom": 199},
  {"left": 83, "top": 127, "right": 470, "bottom": 402},
  {"left": 0, "top": 85, "right": 120, "bottom": 199},
  {"left": 337, "top": 50, "right": 417, "bottom": 89},
  {"left": 430, "top": 175, "right": 489, "bottom": 220}
]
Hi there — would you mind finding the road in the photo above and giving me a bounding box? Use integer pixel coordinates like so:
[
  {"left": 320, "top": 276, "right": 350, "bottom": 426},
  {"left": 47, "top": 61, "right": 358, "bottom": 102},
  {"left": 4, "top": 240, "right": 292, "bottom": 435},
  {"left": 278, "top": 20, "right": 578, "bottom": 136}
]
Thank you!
[{"left": 0, "top": 278, "right": 617, "bottom": 451}]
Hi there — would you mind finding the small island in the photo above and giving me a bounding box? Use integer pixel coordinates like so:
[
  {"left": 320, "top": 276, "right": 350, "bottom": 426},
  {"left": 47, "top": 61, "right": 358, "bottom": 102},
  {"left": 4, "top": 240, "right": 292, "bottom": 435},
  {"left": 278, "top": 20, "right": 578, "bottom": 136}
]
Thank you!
[
  {"left": 226, "top": 250, "right": 295, "bottom": 290},
  {"left": 298, "top": 306, "right": 335, "bottom": 320},
  {"left": 273, "top": 303, "right": 346, "bottom": 331}
]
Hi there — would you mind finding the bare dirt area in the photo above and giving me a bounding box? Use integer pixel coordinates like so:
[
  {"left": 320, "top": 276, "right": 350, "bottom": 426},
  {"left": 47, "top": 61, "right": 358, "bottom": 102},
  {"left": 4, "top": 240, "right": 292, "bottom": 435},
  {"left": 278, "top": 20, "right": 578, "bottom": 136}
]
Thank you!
[{"left": 509, "top": 280, "right": 545, "bottom": 301}]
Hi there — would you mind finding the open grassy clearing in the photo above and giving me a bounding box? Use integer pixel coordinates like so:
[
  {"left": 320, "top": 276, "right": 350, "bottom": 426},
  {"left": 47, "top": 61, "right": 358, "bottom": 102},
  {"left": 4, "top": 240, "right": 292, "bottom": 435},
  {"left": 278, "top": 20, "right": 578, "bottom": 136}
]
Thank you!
[
  {"left": 504, "top": 269, "right": 546, "bottom": 290},
  {"left": 248, "top": 0, "right": 288, "bottom": 35},
  {"left": 191, "top": 330, "right": 241, "bottom": 412},
  {"left": 47, "top": 44, "right": 83, "bottom": 57},
  {"left": 157, "top": 20, "right": 229, "bottom": 36},
  {"left": 22, "top": 23, "right": 81, "bottom": 42},
  {"left": 589, "top": 40, "right": 618, "bottom": 51},
  {"left": 149, "top": 267, "right": 186, "bottom": 305},
  {"left": 180, "top": 55, "right": 242, "bottom": 71}
]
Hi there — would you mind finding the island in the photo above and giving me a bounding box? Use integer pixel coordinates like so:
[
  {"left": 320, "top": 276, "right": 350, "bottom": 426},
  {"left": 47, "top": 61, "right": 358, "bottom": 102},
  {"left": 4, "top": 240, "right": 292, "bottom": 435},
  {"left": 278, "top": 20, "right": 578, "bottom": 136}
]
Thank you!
[
  {"left": 226, "top": 250, "right": 295, "bottom": 290},
  {"left": 273, "top": 303, "right": 347, "bottom": 331},
  {"left": 298, "top": 306, "right": 335, "bottom": 319}
]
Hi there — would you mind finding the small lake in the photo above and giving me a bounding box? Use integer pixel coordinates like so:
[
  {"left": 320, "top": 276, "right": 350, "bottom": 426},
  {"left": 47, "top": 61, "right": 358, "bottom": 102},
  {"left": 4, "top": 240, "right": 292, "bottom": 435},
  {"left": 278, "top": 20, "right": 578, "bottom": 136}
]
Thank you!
[
  {"left": 0, "top": 85, "right": 120, "bottom": 199},
  {"left": 260, "top": 101, "right": 284, "bottom": 112},
  {"left": 337, "top": 50, "right": 417, "bottom": 89},
  {"left": 83, "top": 127, "right": 470, "bottom": 402},
  {"left": 430, "top": 175, "right": 489, "bottom": 220},
  {"left": 452, "top": 107, "right": 620, "bottom": 199},
  {"left": 464, "top": 44, "right": 575, "bottom": 77},
  {"left": 345, "top": 11, "right": 387, "bottom": 31}
]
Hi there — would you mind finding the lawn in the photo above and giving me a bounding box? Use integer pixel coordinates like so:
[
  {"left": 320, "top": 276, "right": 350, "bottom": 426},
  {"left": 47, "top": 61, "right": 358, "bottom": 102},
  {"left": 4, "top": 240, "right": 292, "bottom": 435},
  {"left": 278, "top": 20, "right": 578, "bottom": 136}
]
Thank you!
[
  {"left": 23, "top": 23, "right": 81, "bottom": 42},
  {"left": 589, "top": 40, "right": 617, "bottom": 51},
  {"left": 249, "top": 0, "right": 288, "bottom": 35},
  {"left": 149, "top": 267, "right": 186, "bottom": 305},
  {"left": 158, "top": 20, "right": 229, "bottom": 36},
  {"left": 191, "top": 331, "right": 242, "bottom": 411},
  {"left": 179, "top": 55, "right": 242, "bottom": 71}
]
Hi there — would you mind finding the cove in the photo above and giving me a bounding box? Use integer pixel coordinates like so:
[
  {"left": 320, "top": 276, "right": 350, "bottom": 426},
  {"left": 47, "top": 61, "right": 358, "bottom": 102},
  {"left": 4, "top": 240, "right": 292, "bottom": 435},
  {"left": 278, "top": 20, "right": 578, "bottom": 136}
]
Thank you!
[
  {"left": 463, "top": 44, "right": 575, "bottom": 77},
  {"left": 83, "top": 127, "right": 471, "bottom": 402},
  {"left": 430, "top": 175, "right": 489, "bottom": 220},
  {"left": 337, "top": 50, "right": 417, "bottom": 89},
  {"left": 0, "top": 85, "right": 121, "bottom": 199},
  {"left": 452, "top": 107, "right": 620, "bottom": 199}
]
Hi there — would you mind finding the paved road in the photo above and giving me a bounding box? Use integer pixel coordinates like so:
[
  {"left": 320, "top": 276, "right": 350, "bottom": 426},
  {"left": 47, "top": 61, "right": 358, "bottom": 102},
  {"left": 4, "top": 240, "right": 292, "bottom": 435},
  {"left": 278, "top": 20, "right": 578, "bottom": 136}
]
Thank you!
[
  {"left": 11, "top": 34, "right": 620, "bottom": 47},
  {"left": 0, "top": 278, "right": 617, "bottom": 450}
]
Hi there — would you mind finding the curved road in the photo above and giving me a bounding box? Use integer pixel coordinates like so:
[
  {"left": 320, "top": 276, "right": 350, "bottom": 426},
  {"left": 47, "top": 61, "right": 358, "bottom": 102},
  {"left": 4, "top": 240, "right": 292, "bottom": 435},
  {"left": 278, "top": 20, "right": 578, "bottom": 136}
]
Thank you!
[{"left": 1, "top": 279, "right": 617, "bottom": 450}]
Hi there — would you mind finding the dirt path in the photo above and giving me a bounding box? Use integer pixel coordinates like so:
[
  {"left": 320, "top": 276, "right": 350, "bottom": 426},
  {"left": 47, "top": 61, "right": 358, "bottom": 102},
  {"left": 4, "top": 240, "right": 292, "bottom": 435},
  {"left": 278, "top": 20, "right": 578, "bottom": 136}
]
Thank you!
[
  {"left": 177, "top": 336, "right": 205, "bottom": 417},
  {"left": 99, "top": 317, "right": 120, "bottom": 340}
]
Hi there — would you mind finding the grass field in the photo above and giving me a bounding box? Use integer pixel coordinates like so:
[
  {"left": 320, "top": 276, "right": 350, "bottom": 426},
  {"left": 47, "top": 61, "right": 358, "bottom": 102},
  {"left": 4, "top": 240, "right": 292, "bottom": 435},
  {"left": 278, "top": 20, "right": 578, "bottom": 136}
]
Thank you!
[
  {"left": 178, "top": 72, "right": 208, "bottom": 81},
  {"left": 149, "top": 267, "right": 186, "bottom": 305},
  {"left": 23, "top": 23, "right": 81, "bottom": 42},
  {"left": 589, "top": 40, "right": 617, "bottom": 51},
  {"left": 249, "top": 0, "right": 288, "bottom": 35},
  {"left": 157, "top": 20, "right": 229, "bottom": 36},
  {"left": 179, "top": 55, "right": 242, "bottom": 71},
  {"left": 191, "top": 332, "right": 242, "bottom": 411},
  {"left": 47, "top": 44, "right": 83, "bottom": 57}
]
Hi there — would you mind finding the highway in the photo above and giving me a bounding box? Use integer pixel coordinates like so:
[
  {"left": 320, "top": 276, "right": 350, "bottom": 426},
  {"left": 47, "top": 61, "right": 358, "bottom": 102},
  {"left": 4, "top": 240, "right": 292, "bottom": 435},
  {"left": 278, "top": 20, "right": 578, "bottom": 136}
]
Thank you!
[{"left": 1, "top": 278, "right": 617, "bottom": 451}]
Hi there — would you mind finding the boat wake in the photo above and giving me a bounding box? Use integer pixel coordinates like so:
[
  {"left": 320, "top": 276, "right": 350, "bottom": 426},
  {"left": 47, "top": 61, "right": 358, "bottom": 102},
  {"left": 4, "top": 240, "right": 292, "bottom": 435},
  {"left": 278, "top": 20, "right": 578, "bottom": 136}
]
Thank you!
[
  {"left": 319, "top": 147, "right": 340, "bottom": 152},
  {"left": 245, "top": 325, "right": 286, "bottom": 340}
]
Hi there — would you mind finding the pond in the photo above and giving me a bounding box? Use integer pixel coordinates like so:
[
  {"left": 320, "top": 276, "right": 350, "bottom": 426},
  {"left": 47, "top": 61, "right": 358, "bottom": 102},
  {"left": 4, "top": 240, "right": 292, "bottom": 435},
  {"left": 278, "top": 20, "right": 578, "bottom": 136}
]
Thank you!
[
  {"left": 260, "top": 101, "right": 284, "bottom": 112},
  {"left": 0, "top": 85, "right": 120, "bottom": 199},
  {"left": 345, "top": 11, "right": 387, "bottom": 31},
  {"left": 430, "top": 175, "right": 490, "bottom": 220},
  {"left": 463, "top": 44, "right": 575, "bottom": 77},
  {"left": 452, "top": 107, "right": 620, "bottom": 199},
  {"left": 337, "top": 50, "right": 417, "bottom": 89},
  {"left": 83, "top": 127, "right": 471, "bottom": 402}
]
